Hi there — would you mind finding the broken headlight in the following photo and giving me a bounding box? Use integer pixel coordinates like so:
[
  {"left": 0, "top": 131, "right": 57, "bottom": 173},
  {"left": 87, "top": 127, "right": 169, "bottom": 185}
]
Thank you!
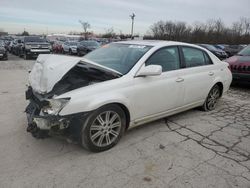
[{"left": 42, "top": 98, "right": 70, "bottom": 115}]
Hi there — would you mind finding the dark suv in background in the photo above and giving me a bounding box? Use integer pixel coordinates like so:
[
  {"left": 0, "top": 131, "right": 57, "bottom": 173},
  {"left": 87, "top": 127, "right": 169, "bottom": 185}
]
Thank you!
[
  {"left": 224, "top": 45, "right": 244, "bottom": 57},
  {"left": 20, "top": 36, "right": 51, "bottom": 59},
  {"left": 77, "top": 40, "right": 100, "bottom": 56}
]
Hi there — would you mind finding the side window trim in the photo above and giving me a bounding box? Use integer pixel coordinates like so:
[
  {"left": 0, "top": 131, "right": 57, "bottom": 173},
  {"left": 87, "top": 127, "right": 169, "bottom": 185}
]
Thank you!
[
  {"left": 180, "top": 45, "right": 213, "bottom": 68},
  {"left": 144, "top": 45, "right": 182, "bottom": 72},
  {"left": 178, "top": 45, "right": 185, "bottom": 68},
  {"left": 202, "top": 51, "right": 213, "bottom": 65}
]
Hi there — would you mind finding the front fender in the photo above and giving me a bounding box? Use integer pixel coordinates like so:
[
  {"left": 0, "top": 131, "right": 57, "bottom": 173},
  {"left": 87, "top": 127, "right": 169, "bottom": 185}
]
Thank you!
[{"left": 59, "top": 93, "right": 130, "bottom": 116}]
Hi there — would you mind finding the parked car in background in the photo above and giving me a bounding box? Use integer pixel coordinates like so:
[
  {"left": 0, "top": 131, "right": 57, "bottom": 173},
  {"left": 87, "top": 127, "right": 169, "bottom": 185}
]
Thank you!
[
  {"left": 198, "top": 44, "right": 228, "bottom": 60},
  {"left": 7, "top": 41, "right": 15, "bottom": 53},
  {"left": 77, "top": 40, "right": 100, "bottom": 56},
  {"left": 224, "top": 45, "right": 244, "bottom": 57},
  {"left": 214, "top": 44, "right": 225, "bottom": 50},
  {"left": 52, "top": 40, "right": 63, "bottom": 53},
  {"left": 19, "top": 36, "right": 51, "bottom": 59},
  {"left": 96, "top": 38, "right": 109, "bottom": 46},
  {"left": 12, "top": 38, "right": 23, "bottom": 56},
  {"left": 0, "top": 42, "right": 8, "bottom": 60},
  {"left": 25, "top": 41, "right": 232, "bottom": 152},
  {"left": 62, "top": 41, "right": 78, "bottom": 55},
  {"left": 226, "top": 45, "right": 250, "bottom": 83}
]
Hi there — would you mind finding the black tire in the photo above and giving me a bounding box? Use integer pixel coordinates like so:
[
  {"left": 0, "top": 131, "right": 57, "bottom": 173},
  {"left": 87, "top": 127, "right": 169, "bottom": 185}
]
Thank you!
[
  {"left": 24, "top": 52, "right": 29, "bottom": 60},
  {"left": 18, "top": 51, "right": 22, "bottom": 57},
  {"left": 69, "top": 49, "right": 72, "bottom": 55},
  {"left": 81, "top": 104, "right": 126, "bottom": 152},
  {"left": 201, "top": 84, "right": 221, "bottom": 111}
]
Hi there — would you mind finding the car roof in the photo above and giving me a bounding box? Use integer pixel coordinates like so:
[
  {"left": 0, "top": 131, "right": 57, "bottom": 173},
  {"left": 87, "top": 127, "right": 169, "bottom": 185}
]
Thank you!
[{"left": 116, "top": 40, "right": 200, "bottom": 48}]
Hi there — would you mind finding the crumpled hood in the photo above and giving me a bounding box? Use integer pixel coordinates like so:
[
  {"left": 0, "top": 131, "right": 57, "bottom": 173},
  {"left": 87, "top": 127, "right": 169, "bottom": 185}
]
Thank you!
[
  {"left": 29, "top": 54, "right": 122, "bottom": 94},
  {"left": 29, "top": 54, "right": 83, "bottom": 94}
]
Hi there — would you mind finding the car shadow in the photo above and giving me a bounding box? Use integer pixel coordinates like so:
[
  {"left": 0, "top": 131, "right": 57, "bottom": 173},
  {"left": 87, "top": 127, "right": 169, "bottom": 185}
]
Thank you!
[{"left": 231, "top": 82, "right": 250, "bottom": 90}]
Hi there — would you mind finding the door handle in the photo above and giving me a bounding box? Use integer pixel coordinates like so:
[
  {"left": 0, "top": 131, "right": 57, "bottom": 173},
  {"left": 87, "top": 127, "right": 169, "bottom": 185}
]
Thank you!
[
  {"left": 208, "top": 72, "right": 214, "bottom": 76},
  {"left": 176, "top": 78, "right": 184, "bottom": 82}
]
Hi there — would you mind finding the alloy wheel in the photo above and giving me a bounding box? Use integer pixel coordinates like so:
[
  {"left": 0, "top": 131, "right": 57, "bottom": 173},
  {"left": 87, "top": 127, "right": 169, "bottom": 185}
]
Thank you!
[
  {"left": 89, "top": 111, "right": 122, "bottom": 147},
  {"left": 206, "top": 85, "right": 220, "bottom": 110}
]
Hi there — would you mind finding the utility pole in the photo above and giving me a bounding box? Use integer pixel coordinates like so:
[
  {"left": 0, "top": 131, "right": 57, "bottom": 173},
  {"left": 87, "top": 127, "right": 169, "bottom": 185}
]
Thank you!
[{"left": 130, "top": 13, "right": 135, "bottom": 39}]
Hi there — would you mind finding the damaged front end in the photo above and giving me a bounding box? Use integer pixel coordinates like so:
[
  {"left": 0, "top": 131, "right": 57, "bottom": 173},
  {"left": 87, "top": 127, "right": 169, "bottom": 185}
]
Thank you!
[
  {"left": 25, "top": 54, "right": 121, "bottom": 139},
  {"left": 25, "top": 88, "right": 88, "bottom": 139}
]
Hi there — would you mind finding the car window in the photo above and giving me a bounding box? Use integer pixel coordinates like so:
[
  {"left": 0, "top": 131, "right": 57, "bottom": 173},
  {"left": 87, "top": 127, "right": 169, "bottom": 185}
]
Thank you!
[
  {"left": 203, "top": 52, "right": 213, "bottom": 65},
  {"left": 182, "top": 47, "right": 207, "bottom": 67},
  {"left": 145, "top": 47, "right": 180, "bottom": 72},
  {"left": 238, "top": 45, "right": 250, "bottom": 56},
  {"left": 80, "top": 41, "right": 87, "bottom": 46}
]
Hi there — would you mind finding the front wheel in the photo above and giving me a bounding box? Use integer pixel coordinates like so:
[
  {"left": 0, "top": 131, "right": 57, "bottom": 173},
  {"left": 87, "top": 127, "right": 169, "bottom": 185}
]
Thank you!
[
  {"left": 69, "top": 49, "right": 72, "bottom": 55},
  {"left": 81, "top": 104, "right": 126, "bottom": 152},
  {"left": 24, "top": 52, "right": 29, "bottom": 60},
  {"left": 202, "top": 84, "right": 221, "bottom": 111}
]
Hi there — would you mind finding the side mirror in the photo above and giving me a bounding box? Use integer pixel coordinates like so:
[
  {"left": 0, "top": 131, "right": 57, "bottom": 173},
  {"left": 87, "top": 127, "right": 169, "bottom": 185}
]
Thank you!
[{"left": 136, "top": 65, "right": 162, "bottom": 77}]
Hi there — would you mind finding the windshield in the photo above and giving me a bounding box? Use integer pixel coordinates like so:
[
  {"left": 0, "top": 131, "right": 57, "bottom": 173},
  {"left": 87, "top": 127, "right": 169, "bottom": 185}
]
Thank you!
[
  {"left": 238, "top": 45, "right": 250, "bottom": 56},
  {"left": 68, "top": 41, "right": 78, "bottom": 46},
  {"left": 84, "top": 43, "right": 152, "bottom": 74},
  {"left": 24, "top": 37, "right": 46, "bottom": 43},
  {"left": 81, "top": 41, "right": 100, "bottom": 47}
]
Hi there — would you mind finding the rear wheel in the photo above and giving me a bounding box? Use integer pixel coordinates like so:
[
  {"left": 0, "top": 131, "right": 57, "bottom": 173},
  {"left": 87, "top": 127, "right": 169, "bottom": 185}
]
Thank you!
[
  {"left": 81, "top": 104, "right": 126, "bottom": 152},
  {"left": 202, "top": 84, "right": 221, "bottom": 111},
  {"left": 77, "top": 51, "right": 82, "bottom": 56}
]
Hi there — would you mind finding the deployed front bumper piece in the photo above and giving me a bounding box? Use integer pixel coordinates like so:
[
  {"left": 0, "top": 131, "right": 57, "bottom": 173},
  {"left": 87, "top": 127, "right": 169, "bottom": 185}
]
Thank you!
[{"left": 25, "top": 87, "right": 84, "bottom": 139}]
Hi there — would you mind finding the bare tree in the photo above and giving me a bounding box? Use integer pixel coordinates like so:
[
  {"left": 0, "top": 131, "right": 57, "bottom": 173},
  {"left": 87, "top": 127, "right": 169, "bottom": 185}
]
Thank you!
[
  {"left": 232, "top": 21, "right": 243, "bottom": 35},
  {"left": 241, "top": 17, "right": 250, "bottom": 35},
  {"left": 102, "top": 27, "right": 116, "bottom": 38},
  {"left": 146, "top": 17, "right": 250, "bottom": 44},
  {"left": 79, "top": 20, "right": 91, "bottom": 39}
]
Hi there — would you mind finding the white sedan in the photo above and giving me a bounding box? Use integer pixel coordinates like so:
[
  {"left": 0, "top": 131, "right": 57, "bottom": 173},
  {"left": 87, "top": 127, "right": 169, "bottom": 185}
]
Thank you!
[
  {"left": 62, "top": 41, "right": 78, "bottom": 54},
  {"left": 25, "top": 41, "right": 232, "bottom": 152}
]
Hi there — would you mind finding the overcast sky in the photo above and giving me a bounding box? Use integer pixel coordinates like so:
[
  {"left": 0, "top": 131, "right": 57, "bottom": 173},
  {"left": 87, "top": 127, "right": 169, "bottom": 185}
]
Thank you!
[{"left": 0, "top": 0, "right": 249, "bottom": 35}]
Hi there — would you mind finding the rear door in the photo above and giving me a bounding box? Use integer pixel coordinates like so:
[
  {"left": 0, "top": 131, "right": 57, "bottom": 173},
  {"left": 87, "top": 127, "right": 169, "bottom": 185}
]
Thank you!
[{"left": 179, "top": 46, "right": 215, "bottom": 105}]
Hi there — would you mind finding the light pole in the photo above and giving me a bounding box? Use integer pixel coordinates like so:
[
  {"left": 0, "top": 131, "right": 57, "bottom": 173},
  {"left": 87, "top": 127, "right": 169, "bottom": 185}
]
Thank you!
[{"left": 130, "top": 13, "right": 135, "bottom": 39}]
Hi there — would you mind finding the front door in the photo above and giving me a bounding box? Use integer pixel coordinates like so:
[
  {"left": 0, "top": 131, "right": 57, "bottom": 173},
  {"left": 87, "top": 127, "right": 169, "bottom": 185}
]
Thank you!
[{"left": 129, "top": 46, "right": 185, "bottom": 121}]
